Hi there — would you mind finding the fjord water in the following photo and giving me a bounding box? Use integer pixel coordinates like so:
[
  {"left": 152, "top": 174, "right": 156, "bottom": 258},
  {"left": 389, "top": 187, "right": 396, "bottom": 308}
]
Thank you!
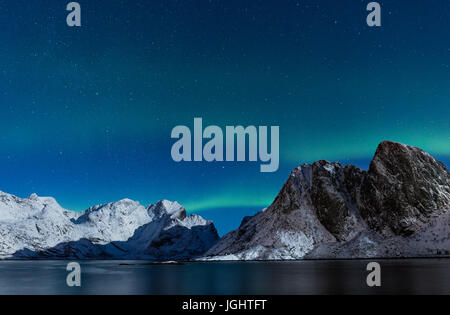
[{"left": 0, "top": 259, "right": 448, "bottom": 295}]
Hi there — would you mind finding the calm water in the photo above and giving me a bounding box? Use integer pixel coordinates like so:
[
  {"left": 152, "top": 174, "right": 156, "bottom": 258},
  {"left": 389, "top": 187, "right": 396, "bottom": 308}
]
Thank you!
[{"left": 0, "top": 259, "right": 448, "bottom": 295}]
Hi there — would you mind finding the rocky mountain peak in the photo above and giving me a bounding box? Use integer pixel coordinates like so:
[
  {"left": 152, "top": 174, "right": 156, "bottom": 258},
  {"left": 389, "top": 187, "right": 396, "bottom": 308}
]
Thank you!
[
  {"left": 28, "top": 193, "right": 39, "bottom": 200},
  {"left": 360, "top": 141, "right": 450, "bottom": 236},
  {"left": 206, "top": 141, "right": 450, "bottom": 260},
  {"left": 148, "top": 200, "right": 187, "bottom": 220},
  {"left": 369, "top": 141, "right": 446, "bottom": 177}
]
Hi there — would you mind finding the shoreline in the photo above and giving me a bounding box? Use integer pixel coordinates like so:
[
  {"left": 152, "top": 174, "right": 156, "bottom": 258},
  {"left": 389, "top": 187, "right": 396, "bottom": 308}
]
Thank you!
[{"left": 1, "top": 255, "right": 449, "bottom": 263}]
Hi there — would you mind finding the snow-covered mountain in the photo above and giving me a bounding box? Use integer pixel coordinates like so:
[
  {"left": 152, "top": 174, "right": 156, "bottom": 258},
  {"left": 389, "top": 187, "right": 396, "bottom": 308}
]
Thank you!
[
  {"left": 0, "top": 194, "right": 219, "bottom": 260},
  {"left": 205, "top": 141, "right": 450, "bottom": 260}
]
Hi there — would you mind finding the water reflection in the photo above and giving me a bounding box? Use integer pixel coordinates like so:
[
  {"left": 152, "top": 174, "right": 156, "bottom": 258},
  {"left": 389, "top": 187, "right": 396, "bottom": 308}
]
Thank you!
[{"left": 0, "top": 259, "right": 448, "bottom": 295}]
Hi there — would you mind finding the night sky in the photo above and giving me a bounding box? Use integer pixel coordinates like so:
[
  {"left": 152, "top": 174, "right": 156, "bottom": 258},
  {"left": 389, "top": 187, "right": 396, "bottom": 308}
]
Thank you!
[{"left": 0, "top": 1, "right": 449, "bottom": 235}]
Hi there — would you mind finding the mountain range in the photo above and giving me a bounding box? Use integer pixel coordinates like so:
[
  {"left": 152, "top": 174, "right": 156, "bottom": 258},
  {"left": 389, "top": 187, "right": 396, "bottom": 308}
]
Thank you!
[
  {"left": 0, "top": 141, "right": 449, "bottom": 260},
  {"left": 0, "top": 196, "right": 218, "bottom": 260}
]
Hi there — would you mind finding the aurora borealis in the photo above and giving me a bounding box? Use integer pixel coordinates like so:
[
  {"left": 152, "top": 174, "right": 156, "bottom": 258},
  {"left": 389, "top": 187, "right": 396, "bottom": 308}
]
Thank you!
[{"left": 0, "top": 1, "right": 449, "bottom": 234}]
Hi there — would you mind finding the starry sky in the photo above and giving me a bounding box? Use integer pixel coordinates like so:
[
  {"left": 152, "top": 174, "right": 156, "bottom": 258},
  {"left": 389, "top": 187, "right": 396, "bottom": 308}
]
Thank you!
[{"left": 0, "top": 0, "right": 449, "bottom": 235}]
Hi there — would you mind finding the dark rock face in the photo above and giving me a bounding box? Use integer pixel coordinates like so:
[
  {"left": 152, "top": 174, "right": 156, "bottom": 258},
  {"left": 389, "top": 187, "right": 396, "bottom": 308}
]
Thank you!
[
  {"left": 359, "top": 141, "right": 450, "bottom": 236},
  {"left": 268, "top": 161, "right": 367, "bottom": 242},
  {"left": 207, "top": 141, "right": 450, "bottom": 260},
  {"left": 310, "top": 162, "right": 364, "bottom": 241}
]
